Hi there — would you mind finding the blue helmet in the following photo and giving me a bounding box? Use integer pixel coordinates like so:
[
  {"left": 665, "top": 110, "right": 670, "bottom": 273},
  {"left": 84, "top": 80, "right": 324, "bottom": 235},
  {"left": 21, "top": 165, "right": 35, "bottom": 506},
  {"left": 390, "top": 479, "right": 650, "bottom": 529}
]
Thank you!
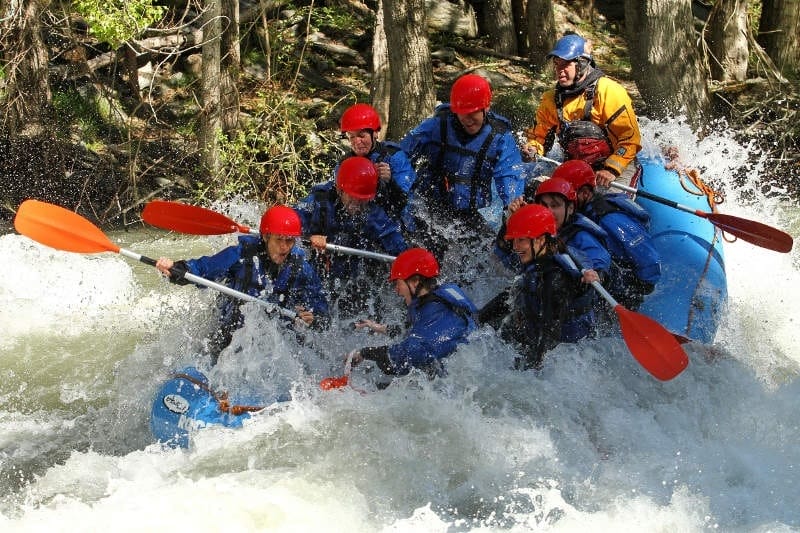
[{"left": 546, "top": 34, "right": 591, "bottom": 61}]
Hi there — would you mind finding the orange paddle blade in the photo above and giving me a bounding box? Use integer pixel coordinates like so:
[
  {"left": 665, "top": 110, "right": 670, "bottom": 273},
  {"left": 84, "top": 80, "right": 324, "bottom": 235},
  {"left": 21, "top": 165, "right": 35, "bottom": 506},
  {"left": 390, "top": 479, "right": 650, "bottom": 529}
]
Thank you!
[
  {"left": 320, "top": 375, "right": 349, "bottom": 390},
  {"left": 705, "top": 212, "right": 793, "bottom": 253},
  {"left": 615, "top": 305, "right": 689, "bottom": 381},
  {"left": 142, "top": 200, "right": 249, "bottom": 235},
  {"left": 14, "top": 200, "right": 120, "bottom": 254}
]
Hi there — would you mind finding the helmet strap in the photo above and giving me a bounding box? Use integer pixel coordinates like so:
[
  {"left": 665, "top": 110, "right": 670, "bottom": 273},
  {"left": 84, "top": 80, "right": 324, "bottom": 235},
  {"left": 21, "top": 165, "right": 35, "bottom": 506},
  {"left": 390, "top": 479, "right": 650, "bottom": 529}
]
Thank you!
[{"left": 575, "top": 58, "right": 591, "bottom": 80}]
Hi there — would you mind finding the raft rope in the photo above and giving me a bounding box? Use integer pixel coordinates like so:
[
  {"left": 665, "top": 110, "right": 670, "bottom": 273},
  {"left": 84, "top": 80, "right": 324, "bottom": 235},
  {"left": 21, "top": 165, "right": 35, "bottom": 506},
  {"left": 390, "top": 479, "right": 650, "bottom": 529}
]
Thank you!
[
  {"left": 663, "top": 156, "right": 727, "bottom": 336},
  {"left": 172, "top": 372, "right": 265, "bottom": 416}
]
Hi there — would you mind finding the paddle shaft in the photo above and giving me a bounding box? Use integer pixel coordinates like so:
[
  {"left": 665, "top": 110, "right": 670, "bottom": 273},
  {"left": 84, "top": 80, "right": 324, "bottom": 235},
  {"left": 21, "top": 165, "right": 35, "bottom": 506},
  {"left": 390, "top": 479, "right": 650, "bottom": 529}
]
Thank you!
[
  {"left": 231, "top": 224, "right": 397, "bottom": 263},
  {"left": 560, "top": 254, "right": 619, "bottom": 307},
  {"left": 119, "top": 250, "right": 298, "bottom": 320},
  {"left": 609, "top": 182, "right": 705, "bottom": 217}
]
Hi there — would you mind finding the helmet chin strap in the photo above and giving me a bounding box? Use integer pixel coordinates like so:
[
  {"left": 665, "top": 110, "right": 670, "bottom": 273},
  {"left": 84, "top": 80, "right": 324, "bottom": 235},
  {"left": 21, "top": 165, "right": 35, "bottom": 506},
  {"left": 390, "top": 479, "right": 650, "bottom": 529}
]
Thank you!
[
  {"left": 533, "top": 236, "right": 547, "bottom": 259},
  {"left": 575, "top": 58, "right": 592, "bottom": 81},
  {"left": 409, "top": 279, "right": 421, "bottom": 299}
]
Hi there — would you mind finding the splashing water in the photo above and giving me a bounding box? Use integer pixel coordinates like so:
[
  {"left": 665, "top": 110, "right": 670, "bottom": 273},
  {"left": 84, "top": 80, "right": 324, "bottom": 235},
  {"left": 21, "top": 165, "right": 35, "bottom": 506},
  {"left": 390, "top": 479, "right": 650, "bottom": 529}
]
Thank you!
[{"left": 0, "top": 119, "right": 798, "bottom": 531}]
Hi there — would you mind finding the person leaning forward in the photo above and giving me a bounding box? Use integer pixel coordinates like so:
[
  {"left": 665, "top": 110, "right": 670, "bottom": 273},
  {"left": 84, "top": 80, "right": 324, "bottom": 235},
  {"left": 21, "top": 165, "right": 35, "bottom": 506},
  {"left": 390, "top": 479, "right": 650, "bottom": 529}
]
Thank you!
[
  {"left": 337, "top": 103, "right": 417, "bottom": 236},
  {"left": 347, "top": 248, "right": 478, "bottom": 381},
  {"left": 554, "top": 160, "right": 660, "bottom": 311},
  {"left": 294, "top": 156, "right": 408, "bottom": 315},
  {"left": 522, "top": 33, "right": 642, "bottom": 188},
  {"left": 480, "top": 205, "right": 579, "bottom": 370},
  {"left": 155, "top": 205, "right": 330, "bottom": 363}
]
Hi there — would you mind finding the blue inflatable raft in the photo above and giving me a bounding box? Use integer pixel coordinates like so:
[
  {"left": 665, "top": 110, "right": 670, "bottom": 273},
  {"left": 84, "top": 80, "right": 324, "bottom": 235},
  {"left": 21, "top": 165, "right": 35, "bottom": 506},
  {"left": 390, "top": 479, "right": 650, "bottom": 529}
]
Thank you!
[
  {"left": 634, "top": 156, "right": 728, "bottom": 344},
  {"left": 150, "top": 367, "right": 289, "bottom": 448}
]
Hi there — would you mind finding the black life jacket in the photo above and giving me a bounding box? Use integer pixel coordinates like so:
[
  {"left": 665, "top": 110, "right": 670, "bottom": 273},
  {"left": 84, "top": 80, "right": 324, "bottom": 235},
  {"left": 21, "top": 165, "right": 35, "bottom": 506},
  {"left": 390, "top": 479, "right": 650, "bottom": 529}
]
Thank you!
[{"left": 555, "top": 80, "right": 613, "bottom": 168}]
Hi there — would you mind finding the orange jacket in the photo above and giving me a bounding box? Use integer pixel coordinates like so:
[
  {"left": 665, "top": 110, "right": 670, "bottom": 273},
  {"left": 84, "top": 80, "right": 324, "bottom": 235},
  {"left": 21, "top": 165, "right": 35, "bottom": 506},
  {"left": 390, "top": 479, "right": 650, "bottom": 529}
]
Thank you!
[{"left": 525, "top": 76, "right": 641, "bottom": 176}]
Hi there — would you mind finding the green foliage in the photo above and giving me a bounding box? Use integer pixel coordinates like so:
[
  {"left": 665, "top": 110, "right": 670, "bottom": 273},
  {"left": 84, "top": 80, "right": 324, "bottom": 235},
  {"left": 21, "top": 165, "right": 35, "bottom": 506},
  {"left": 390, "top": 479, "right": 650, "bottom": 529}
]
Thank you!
[
  {"left": 201, "top": 90, "right": 341, "bottom": 205},
  {"left": 309, "top": 6, "right": 366, "bottom": 39},
  {"left": 492, "top": 89, "right": 538, "bottom": 132},
  {"left": 51, "top": 88, "right": 103, "bottom": 141},
  {"left": 72, "top": 0, "right": 166, "bottom": 49}
]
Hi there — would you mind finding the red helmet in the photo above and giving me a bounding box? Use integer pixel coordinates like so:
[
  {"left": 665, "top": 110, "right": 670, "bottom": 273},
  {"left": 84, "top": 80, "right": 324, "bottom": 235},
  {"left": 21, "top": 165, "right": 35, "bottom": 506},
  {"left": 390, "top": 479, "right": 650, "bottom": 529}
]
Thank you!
[
  {"left": 505, "top": 204, "right": 557, "bottom": 240},
  {"left": 336, "top": 156, "right": 378, "bottom": 200},
  {"left": 450, "top": 74, "right": 492, "bottom": 114},
  {"left": 552, "top": 160, "right": 596, "bottom": 191},
  {"left": 534, "top": 177, "right": 577, "bottom": 203},
  {"left": 340, "top": 103, "right": 381, "bottom": 132},
  {"left": 260, "top": 205, "right": 302, "bottom": 236},
  {"left": 389, "top": 248, "right": 440, "bottom": 281}
]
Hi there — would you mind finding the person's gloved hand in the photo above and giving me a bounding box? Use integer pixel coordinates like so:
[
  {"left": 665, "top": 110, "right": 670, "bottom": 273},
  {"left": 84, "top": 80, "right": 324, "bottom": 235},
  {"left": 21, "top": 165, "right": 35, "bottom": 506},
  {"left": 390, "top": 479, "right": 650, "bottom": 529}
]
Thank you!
[{"left": 168, "top": 260, "right": 190, "bottom": 285}]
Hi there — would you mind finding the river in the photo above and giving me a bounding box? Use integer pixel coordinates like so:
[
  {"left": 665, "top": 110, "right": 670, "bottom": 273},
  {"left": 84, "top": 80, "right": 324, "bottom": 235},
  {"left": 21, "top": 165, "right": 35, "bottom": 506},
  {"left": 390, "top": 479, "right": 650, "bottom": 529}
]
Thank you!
[{"left": 1, "top": 119, "right": 799, "bottom": 531}]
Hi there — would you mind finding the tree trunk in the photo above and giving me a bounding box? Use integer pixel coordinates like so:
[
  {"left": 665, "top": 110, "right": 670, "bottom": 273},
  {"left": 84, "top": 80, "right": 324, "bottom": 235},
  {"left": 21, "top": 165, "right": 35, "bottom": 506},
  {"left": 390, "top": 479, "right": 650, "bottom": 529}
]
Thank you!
[
  {"left": 200, "top": 0, "right": 222, "bottom": 178},
  {"left": 1, "top": 0, "right": 52, "bottom": 136},
  {"left": 758, "top": 0, "right": 800, "bottom": 77},
  {"left": 526, "top": 0, "right": 556, "bottom": 71},
  {"left": 371, "top": 0, "right": 390, "bottom": 142},
  {"left": 484, "top": 0, "right": 517, "bottom": 55},
  {"left": 512, "top": 0, "right": 529, "bottom": 56},
  {"left": 383, "top": 0, "right": 436, "bottom": 140},
  {"left": 705, "top": 0, "right": 748, "bottom": 82},
  {"left": 624, "top": 0, "right": 711, "bottom": 124},
  {"left": 220, "top": 0, "right": 240, "bottom": 132}
]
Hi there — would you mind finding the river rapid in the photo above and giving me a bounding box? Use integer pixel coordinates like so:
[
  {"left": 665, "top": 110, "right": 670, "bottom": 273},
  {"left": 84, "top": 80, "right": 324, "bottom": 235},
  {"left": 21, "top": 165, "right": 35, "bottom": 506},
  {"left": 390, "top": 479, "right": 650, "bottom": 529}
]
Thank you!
[{"left": 1, "top": 119, "right": 799, "bottom": 532}]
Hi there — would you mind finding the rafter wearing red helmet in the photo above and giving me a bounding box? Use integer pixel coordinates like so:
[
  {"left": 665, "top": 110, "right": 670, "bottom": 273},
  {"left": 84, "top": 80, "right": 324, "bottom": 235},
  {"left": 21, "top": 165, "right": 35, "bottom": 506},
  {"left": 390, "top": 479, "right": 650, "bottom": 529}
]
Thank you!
[
  {"left": 400, "top": 73, "right": 525, "bottom": 225},
  {"left": 347, "top": 248, "right": 478, "bottom": 379},
  {"left": 479, "top": 204, "right": 582, "bottom": 370},
  {"left": 338, "top": 103, "right": 417, "bottom": 235},
  {"left": 154, "top": 205, "right": 330, "bottom": 364},
  {"left": 293, "top": 156, "right": 408, "bottom": 315},
  {"left": 554, "top": 160, "right": 660, "bottom": 310}
]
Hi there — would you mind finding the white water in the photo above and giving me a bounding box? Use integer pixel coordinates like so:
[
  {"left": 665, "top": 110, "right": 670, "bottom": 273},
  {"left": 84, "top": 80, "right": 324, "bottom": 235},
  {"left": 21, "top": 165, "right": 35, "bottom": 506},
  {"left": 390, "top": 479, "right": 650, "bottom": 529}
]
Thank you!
[{"left": 1, "top": 121, "right": 799, "bottom": 532}]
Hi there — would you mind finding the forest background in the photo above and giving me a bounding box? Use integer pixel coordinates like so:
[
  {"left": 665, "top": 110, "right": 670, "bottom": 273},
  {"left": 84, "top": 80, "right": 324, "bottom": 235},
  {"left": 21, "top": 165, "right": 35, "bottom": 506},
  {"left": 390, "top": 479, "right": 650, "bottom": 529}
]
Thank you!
[{"left": 0, "top": 0, "right": 797, "bottom": 226}]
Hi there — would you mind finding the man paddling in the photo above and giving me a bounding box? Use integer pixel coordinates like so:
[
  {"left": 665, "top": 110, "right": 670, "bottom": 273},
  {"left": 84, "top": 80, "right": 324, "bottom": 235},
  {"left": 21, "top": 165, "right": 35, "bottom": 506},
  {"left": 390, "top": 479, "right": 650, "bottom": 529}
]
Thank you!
[
  {"left": 294, "top": 155, "right": 408, "bottom": 316},
  {"left": 555, "top": 160, "right": 660, "bottom": 310}
]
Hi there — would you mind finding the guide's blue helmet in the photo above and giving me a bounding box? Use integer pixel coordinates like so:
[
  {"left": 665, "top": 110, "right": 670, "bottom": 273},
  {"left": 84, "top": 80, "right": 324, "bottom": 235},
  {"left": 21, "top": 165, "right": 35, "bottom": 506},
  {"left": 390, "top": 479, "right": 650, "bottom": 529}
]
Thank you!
[{"left": 546, "top": 34, "right": 591, "bottom": 61}]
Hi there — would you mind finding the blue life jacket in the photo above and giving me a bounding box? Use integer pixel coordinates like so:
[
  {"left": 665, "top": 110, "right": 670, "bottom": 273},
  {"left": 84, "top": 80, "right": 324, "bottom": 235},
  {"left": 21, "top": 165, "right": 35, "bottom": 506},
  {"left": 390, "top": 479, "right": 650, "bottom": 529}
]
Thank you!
[
  {"left": 294, "top": 182, "right": 408, "bottom": 280},
  {"left": 185, "top": 235, "right": 329, "bottom": 325},
  {"left": 400, "top": 104, "right": 524, "bottom": 213},
  {"left": 583, "top": 192, "right": 661, "bottom": 285},
  {"left": 508, "top": 255, "right": 578, "bottom": 366},
  {"left": 388, "top": 283, "right": 478, "bottom": 376}
]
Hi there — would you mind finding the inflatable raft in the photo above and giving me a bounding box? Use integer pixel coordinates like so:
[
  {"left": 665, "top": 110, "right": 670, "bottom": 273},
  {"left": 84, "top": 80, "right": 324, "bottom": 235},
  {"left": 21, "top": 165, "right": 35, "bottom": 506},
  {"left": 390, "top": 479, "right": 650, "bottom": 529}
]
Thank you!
[
  {"left": 150, "top": 367, "right": 290, "bottom": 448},
  {"left": 634, "top": 155, "right": 728, "bottom": 344}
]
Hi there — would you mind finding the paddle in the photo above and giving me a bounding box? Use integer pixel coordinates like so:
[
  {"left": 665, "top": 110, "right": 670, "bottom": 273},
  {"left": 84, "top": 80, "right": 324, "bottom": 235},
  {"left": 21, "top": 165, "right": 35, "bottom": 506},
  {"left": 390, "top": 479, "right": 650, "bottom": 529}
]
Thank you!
[
  {"left": 609, "top": 182, "right": 793, "bottom": 253},
  {"left": 562, "top": 255, "right": 689, "bottom": 381},
  {"left": 142, "top": 200, "right": 397, "bottom": 262},
  {"left": 320, "top": 351, "right": 354, "bottom": 390},
  {"left": 536, "top": 155, "right": 793, "bottom": 253},
  {"left": 13, "top": 199, "right": 297, "bottom": 320}
]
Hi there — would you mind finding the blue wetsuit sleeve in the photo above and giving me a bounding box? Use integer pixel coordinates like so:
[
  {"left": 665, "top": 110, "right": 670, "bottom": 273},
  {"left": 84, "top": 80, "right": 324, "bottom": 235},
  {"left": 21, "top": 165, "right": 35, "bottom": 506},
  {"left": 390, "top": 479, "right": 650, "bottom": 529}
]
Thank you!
[
  {"left": 184, "top": 245, "right": 241, "bottom": 283},
  {"left": 569, "top": 232, "right": 611, "bottom": 274},
  {"left": 492, "top": 132, "right": 525, "bottom": 207}
]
